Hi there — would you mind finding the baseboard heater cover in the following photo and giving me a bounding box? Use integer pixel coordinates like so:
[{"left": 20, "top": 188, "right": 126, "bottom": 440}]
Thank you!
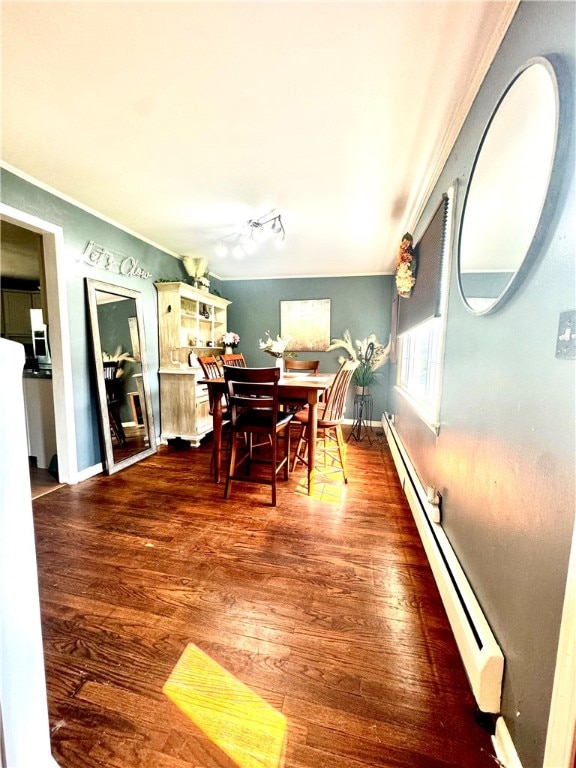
[{"left": 382, "top": 413, "right": 504, "bottom": 714}]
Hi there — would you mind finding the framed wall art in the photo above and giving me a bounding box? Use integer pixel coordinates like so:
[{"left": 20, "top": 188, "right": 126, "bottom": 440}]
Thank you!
[{"left": 280, "top": 299, "right": 331, "bottom": 351}]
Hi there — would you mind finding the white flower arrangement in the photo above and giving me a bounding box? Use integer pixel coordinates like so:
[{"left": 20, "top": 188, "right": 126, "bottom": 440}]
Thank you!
[
  {"left": 220, "top": 331, "right": 240, "bottom": 348},
  {"left": 183, "top": 255, "right": 211, "bottom": 289},
  {"left": 327, "top": 330, "right": 390, "bottom": 387},
  {"left": 259, "top": 332, "right": 294, "bottom": 359},
  {"left": 102, "top": 345, "right": 136, "bottom": 378},
  {"left": 183, "top": 256, "right": 207, "bottom": 280}
]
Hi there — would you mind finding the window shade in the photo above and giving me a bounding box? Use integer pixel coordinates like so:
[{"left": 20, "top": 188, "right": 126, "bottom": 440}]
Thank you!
[{"left": 397, "top": 194, "right": 448, "bottom": 335}]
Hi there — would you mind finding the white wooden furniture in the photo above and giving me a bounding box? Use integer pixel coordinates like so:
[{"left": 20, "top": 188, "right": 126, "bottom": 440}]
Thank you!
[
  {"left": 0, "top": 339, "right": 56, "bottom": 768},
  {"left": 23, "top": 374, "right": 57, "bottom": 469},
  {"left": 155, "top": 282, "right": 231, "bottom": 446}
]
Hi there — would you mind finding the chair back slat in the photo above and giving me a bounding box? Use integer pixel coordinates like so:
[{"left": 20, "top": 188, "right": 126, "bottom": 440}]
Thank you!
[
  {"left": 198, "top": 355, "right": 225, "bottom": 414},
  {"left": 223, "top": 365, "right": 281, "bottom": 425},
  {"left": 197, "top": 355, "right": 222, "bottom": 380},
  {"left": 321, "top": 360, "right": 359, "bottom": 423},
  {"left": 220, "top": 353, "right": 247, "bottom": 367},
  {"left": 284, "top": 359, "right": 320, "bottom": 373},
  {"left": 103, "top": 361, "right": 118, "bottom": 380}
]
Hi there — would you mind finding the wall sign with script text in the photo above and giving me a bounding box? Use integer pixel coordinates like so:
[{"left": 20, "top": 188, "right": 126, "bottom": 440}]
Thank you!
[{"left": 82, "top": 241, "right": 153, "bottom": 280}]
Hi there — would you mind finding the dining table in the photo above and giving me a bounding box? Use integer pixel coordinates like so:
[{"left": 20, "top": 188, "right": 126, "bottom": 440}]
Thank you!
[{"left": 200, "top": 371, "right": 335, "bottom": 495}]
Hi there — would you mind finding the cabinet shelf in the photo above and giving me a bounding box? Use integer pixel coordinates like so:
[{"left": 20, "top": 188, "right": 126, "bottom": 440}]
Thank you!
[{"left": 155, "top": 282, "right": 231, "bottom": 446}]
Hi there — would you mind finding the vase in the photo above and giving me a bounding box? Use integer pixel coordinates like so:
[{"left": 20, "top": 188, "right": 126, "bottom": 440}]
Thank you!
[
  {"left": 275, "top": 357, "right": 284, "bottom": 372},
  {"left": 225, "top": 346, "right": 233, "bottom": 355}
]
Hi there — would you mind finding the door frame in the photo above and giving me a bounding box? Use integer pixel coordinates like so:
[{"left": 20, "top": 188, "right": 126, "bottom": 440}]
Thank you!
[
  {"left": 544, "top": 512, "right": 576, "bottom": 767},
  {"left": 0, "top": 203, "right": 78, "bottom": 484}
]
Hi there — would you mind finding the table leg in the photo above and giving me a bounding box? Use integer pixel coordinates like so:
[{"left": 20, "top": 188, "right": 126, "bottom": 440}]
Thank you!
[
  {"left": 212, "top": 398, "right": 223, "bottom": 483},
  {"left": 307, "top": 400, "right": 318, "bottom": 495}
]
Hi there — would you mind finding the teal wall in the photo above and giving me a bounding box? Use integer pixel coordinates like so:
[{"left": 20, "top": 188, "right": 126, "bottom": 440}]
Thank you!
[
  {"left": 2, "top": 4, "right": 573, "bottom": 760},
  {"left": 219, "top": 275, "right": 393, "bottom": 420},
  {"left": 1, "top": 170, "right": 392, "bottom": 471},
  {"left": 1, "top": 169, "right": 188, "bottom": 470},
  {"left": 389, "top": 2, "right": 575, "bottom": 765}
]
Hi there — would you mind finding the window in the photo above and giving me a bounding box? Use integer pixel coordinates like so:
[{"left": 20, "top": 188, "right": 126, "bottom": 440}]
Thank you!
[
  {"left": 395, "top": 187, "right": 454, "bottom": 432},
  {"left": 397, "top": 318, "right": 443, "bottom": 429}
]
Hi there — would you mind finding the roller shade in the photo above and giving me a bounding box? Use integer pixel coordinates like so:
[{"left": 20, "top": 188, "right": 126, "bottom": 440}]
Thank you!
[{"left": 398, "top": 194, "right": 448, "bottom": 334}]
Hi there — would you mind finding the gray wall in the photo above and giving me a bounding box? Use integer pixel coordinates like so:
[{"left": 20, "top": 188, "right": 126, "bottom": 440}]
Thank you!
[
  {"left": 219, "top": 275, "right": 393, "bottom": 420},
  {"left": 389, "top": 2, "right": 575, "bottom": 765},
  {"left": 2, "top": 4, "right": 573, "bottom": 761},
  {"left": 0, "top": 170, "right": 393, "bottom": 469},
  {"left": 0, "top": 169, "right": 188, "bottom": 471}
]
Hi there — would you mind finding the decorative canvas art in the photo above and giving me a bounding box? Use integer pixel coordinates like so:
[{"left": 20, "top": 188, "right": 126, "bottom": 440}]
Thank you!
[{"left": 280, "top": 299, "right": 331, "bottom": 351}]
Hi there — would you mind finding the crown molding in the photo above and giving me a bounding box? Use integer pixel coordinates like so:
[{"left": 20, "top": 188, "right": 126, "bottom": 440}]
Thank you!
[{"left": 1, "top": 162, "right": 181, "bottom": 261}]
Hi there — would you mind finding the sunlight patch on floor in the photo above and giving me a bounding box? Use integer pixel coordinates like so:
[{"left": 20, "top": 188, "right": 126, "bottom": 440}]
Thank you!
[
  {"left": 163, "top": 643, "right": 286, "bottom": 768},
  {"left": 294, "top": 475, "right": 345, "bottom": 505}
]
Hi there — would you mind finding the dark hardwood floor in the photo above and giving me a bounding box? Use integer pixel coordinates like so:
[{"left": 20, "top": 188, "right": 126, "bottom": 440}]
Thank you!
[
  {"left": 30, "top": 462, "right": 66, "bottom": 500},
  {"left": 32, "top": 428, "right": 497, "bottom": 768}
]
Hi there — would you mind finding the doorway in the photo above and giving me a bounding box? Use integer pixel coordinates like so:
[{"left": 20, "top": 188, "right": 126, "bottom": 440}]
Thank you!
[
  {"left": 0, "top": 203, "right": 78, "bottom": 484},
  {"left": 0, "top": 221, "right": 57, "bottom": 496}
]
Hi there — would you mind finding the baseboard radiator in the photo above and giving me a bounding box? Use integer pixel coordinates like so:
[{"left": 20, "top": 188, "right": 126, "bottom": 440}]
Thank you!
[{"left": 382, "top": 412, "right": 504, "bottom": 714}]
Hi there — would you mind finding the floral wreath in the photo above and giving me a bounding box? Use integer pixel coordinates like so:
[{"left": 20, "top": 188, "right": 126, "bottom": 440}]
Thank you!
[{"left": 395, "top": 232, "right": 416, "bottom": 298}]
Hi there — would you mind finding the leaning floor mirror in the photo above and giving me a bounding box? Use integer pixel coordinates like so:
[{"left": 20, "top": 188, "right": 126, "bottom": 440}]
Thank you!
[{"left": 86, "top": 278, "right": 157, "bottom": 474}]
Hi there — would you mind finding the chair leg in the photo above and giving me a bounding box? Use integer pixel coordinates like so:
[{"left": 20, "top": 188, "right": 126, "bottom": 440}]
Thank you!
[
  {"left": 270, "top": 434, "right": 277, "bottom": 506},
  {"left": 335, "top": 425, "right": 349, "bottom": 482},
  {"left": 292, "top": 424, "right": 307, "bottom": 471},
  {"left": 284, "top": 427, "right": 291, "bottom": 481},
  {"left": 224, "top": 431, "right": 237, "bottom": 499}
]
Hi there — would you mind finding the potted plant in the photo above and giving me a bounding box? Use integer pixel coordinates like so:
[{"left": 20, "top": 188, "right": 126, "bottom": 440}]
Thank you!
[{"left": 327, "top": 330, "right": 390, "bottom": 393}]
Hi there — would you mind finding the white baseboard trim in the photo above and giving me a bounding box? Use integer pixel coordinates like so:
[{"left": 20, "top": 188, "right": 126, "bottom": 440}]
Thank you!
[
  {"left": 75, "top": 462, "right": 103, "bottom": 482},
  {"left": 492, "top": 717, "right": 523, "bottom": 768},
  {"left": 342, "top": 417, "right": 382, "bottom": 428},
  {"left": 382, "top": 412, "right": 503, "bottom": 713}
]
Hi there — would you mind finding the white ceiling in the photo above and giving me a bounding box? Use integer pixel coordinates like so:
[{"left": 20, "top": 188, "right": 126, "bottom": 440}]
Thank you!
[{"left": 1, "top": 1, "right": 518, "bottom": 281}]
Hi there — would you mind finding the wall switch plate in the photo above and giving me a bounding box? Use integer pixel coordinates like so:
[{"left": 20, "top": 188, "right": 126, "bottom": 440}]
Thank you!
[{"left": 556, "top": 310, "right": 576, "bottom": 359}]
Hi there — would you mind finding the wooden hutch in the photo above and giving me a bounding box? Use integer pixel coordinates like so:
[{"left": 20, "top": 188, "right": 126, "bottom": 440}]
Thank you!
[{"left": 155, "top": 281, "right": 230, "bottom": 446}]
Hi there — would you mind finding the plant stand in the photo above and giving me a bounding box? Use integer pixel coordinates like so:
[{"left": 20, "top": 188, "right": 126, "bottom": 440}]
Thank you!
[{"left": 347, "top": 390, "right": 373, "bottom": 444}]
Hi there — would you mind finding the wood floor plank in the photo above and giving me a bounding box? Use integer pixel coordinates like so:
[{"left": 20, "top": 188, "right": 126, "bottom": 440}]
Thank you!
[{"left": 33, "top": 431, "right": 497, "bottom": 767}]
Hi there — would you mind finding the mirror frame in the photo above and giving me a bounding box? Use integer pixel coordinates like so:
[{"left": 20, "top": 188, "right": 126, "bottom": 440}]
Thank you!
[
  {"left": 457, "top": 55, "right": 569, "bottom": 315},
  {"left": 86, "top": 278, "right": 157, "bottom": 474}
]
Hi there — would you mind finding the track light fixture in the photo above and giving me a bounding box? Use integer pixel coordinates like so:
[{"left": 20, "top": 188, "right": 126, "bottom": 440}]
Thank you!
[{"left": 215, "top": 209, "right": 285, "bottom": 259}]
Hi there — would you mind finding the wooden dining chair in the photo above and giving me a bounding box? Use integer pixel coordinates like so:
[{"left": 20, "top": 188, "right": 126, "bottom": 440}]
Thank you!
[
  {"left": 220, "top": 353, "right": 246, "bottom": 367},
  {"left": 283, "top": 359, "right": 320, "bottom": 373},
  {"left": 292, "top": 359, "right": 359, "bottom": 482},
  {"left": 198, "top": 355, "right": 229, "bottom": 479},
  {"left": 223, "top": 365, "right": 293, "bottom": 506},
  {"left": 283, "top": 358, "right": 321, "bottom": 412},
  {"left": 103, "top": 361, "right": 126, "bottom": 446}
]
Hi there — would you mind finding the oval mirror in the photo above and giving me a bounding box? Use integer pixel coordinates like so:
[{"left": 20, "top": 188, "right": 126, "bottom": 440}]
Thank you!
[{"left": 458, "top": 57, "right": 560, "bottom": 314}]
